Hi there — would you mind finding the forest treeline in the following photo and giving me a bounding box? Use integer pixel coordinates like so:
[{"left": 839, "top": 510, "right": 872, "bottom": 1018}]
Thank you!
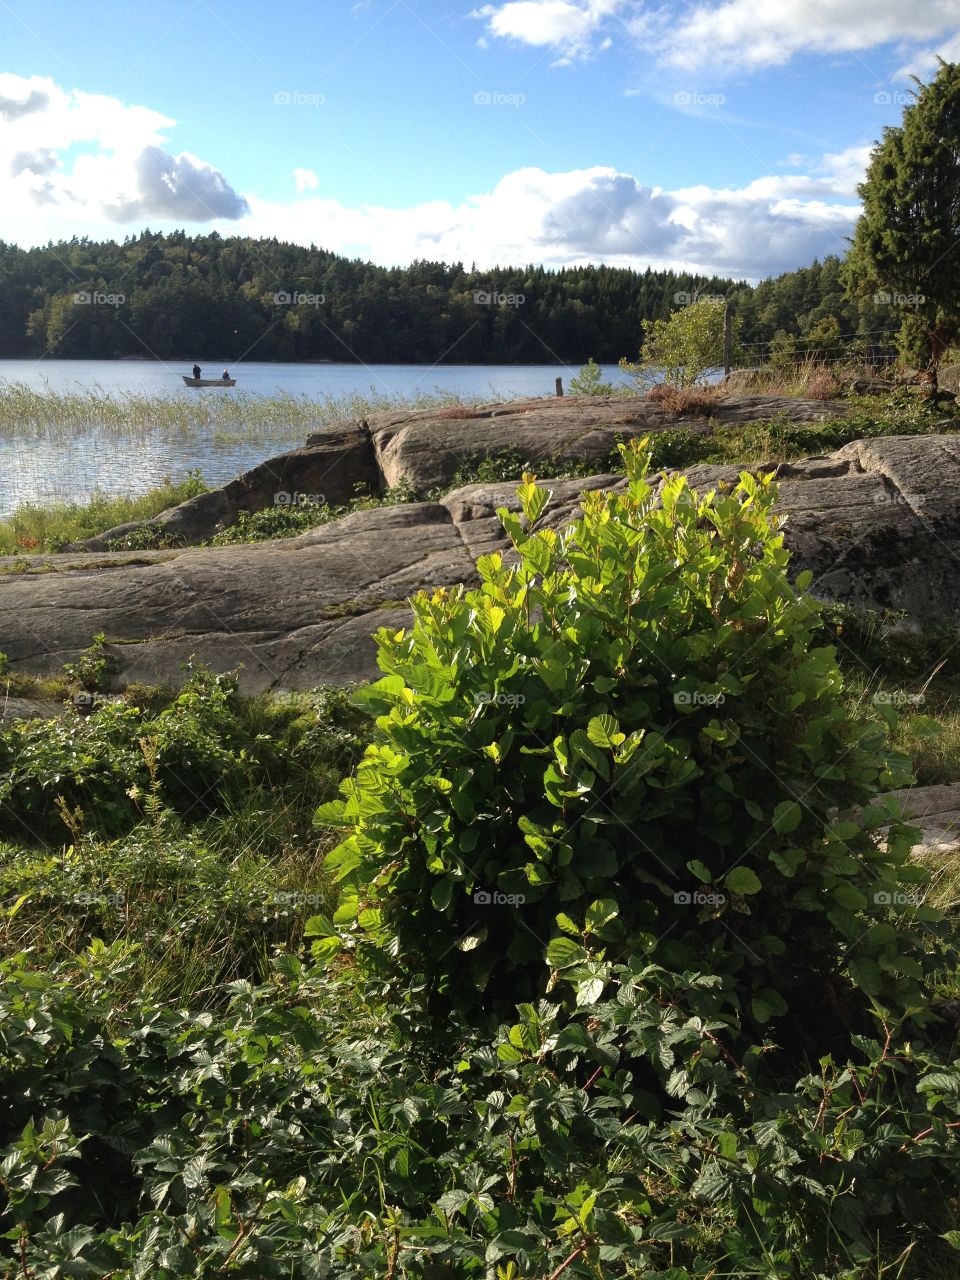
[{"left": 0, "top": 231, "right": 901, "bottom": 364}]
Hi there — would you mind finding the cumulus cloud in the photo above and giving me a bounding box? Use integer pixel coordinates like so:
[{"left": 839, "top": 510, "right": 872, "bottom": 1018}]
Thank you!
[
  {"left": 103, "top": 146, "right": 249, "bottom": 221},
  {"left": 10, "top": 148, "right": 58, "bottom": 176},
  {"left": 475, "top": 0, "right": 960, "bottom": 72},
  {"left": 229, "top": 150, "right": 865, "bottom": 280},
  {"left": 0, "top": 73, "right": 247, "bottom": 229},
  {"left": 660, "top": 0, "right": 960, "bottom": 70},
  {"left": 0, "top": 72, "right": 869, "bottom": 280}
]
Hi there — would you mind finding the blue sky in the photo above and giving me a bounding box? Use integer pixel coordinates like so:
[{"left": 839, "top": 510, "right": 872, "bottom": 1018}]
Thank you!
[{"left": 1, "top": 0, "right": 958, "bottom": 278}]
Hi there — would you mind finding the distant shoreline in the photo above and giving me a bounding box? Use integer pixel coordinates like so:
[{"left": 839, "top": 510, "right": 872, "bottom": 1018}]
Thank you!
[{"left": 1, "top": 356, "right": 582, "bottom": 368}]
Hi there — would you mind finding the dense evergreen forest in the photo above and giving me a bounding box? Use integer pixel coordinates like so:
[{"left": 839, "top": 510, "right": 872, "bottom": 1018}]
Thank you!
[{"left": 0, "top": 230, "right": 900, "bottom": 364}]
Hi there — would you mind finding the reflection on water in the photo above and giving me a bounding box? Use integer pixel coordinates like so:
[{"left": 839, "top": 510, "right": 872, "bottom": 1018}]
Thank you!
[
  {"left": 0, "top": 427, "right": 270, "bottom": 516},
  {"left": 0, "top": 359, "right": 633, "bottom": 516}
]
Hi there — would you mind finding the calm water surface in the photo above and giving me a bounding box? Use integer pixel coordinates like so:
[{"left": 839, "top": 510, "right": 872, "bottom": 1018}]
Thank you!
[{"left": 0, "top": 359, "right": 631, "bottom": 516}]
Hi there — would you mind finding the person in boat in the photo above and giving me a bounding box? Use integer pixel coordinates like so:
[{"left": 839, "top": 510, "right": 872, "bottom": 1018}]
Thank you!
[
  {"left": 192, "top": 363, "right": 201, "bottom": 380},
  {"left": 222, "top": 370, "right": 230, "bottom": 380}
]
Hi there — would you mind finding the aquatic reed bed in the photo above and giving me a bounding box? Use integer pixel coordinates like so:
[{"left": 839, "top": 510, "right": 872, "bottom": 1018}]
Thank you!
[{"left": 0, "top": 381, "right": 491, "bottom": 447}]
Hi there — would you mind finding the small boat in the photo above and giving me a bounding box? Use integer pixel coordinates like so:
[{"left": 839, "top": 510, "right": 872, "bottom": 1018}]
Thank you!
[{"left": 182, "top": 375, "right": 236, "bottom": 387}]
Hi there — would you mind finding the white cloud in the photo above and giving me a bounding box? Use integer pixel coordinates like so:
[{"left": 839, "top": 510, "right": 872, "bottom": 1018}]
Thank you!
[
  {"left": 473, "top": 0, "right": 632, "bottom": 63},
  {"left": 229, "top": 152, "right": 864, "bottom": 280},
  {"left": 293, "top": 167, "right": 320, "bottom": 192},
  {"left": 896, "top": 31, "right": 960, "bottom": 80},
  {"left": 0, "top": 73, "right": 247, "bottom": 228},
  {"left": 661, "top": 0, "right": 960, "bottom": 71},
  {"left": 0, "top": 74, "right": 870, "bottom": 281},
  {"left": 475, "top": 0, "right": 960, "bottom": 72}
]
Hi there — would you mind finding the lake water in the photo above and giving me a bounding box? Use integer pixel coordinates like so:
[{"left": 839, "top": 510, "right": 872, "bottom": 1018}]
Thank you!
[{"left": 0, "top": 359, "right": 632, "bottom": 516}]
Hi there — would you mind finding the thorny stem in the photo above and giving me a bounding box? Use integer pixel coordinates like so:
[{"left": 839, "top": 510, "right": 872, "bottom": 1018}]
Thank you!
[
  {"left": 547, "top": 1240, "right": 593, "bottom": 1280},
  {"left": 900, "top": 1119, "right": 960, "bottom": 1150},
  {"left": 582, "top": 1064, "right": 605, "bottom": 1092}
]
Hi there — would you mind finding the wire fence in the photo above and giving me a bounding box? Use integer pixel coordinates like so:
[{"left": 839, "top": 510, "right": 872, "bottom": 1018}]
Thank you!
[{"left": 732, "top": 333, "right": 900, "bottom": 372}]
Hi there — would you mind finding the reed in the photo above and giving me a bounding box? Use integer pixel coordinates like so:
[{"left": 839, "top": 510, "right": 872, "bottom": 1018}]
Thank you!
[
  {"left": 0, "top": 471, "right": 207, "bottom": 555},
  {"left": 0, "top": 381, "right": 491, "bottom": 447}
]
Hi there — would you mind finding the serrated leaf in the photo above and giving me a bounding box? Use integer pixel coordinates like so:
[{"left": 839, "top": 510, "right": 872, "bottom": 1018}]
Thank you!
[
  {"left": 848, "top": 956, "right": 884, "bottom": 996},
  {"left": 587, "top": 714, "right": 625, "bottom": 749},
  {"left": 576, "top": 976, "right": 606, "bottom": 1006},
  {"left": 546, "top": 936, "right": 588, "bottom": 968},
  {"left": 303, "top": 914, "right": 336, "bottom": 938}
]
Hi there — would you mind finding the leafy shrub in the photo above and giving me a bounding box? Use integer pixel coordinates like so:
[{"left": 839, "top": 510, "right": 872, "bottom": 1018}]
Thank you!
[
  {"left": 643, "top": 426, "right": 712, "bottom": 470},
  {"left": 0, "top": 670, "right": 366, "bottom": 843},
  {"left": 318, "top": 441, "right": 945, "bottom": 1036},
  {"left": 1, "top": 950, "right": 959, "bottom": 1277},
  {"left": 210, "top": 497, "right": 335, "bottom": 544},
  {"left": 209, "top": 481, "right": 422, "bottom": 546},
  {"left": 104, "top": 524, "right": 184, "bottom": 551},
  {"left": 61, "top": 631, "right": 117, "bottom": 692},
  {"left": 621, "top": 297, "right": 740, "bottom": 388}
]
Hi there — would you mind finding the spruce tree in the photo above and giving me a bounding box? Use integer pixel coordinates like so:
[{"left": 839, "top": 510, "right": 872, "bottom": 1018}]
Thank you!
[{"left": 844, "top": 60, "right": 960, "bottom": 392}]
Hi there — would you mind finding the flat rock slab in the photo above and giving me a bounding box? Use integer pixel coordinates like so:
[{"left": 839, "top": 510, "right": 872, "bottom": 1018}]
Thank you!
[
  {"left": 883, "top": 784, "right": 960, "bottom": 854},
  {"left": 4, "top": 432, "right": 960, "bottom": 693},
  {"left": 2, "top": 504, "right": 475, "bottom": 692},
  {"left": 355, "top": 393, "right": 847, "bottom": 492},
  {"left": 0, "top": 696, "right": 64, "bottom": 724}
]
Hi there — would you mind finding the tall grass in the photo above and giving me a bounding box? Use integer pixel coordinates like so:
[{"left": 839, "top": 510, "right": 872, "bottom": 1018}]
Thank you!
[
  {"left": 733, "top": 356, "right": 893, "bottom": 398},
  {"left": 0, "top": 381, "right": 494, "bottom": 447},
  {"left": 0, "top": 471, "right": 207, "bottom": 555}
]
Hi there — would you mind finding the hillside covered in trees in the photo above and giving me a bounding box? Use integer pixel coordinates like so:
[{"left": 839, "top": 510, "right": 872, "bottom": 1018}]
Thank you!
[{"left": 0, "top": 231, "right": 900, "bottom": 364}]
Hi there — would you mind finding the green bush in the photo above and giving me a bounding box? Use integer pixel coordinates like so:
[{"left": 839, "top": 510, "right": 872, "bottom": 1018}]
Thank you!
[
  {"left": 568, "top": 357, "right": 616, "bottom": 395},
  {"left": 620, "top": 297, "right": 740, "bottom": 387},
  {"left": 1, "top": 948, "right": 959, "bottom": 1277},
  {"left": 318, "top": 441, "right": 944, "bottom": 1033},
  {"left": 0, "top": 669, "right": 365, "bottom": 843}
]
